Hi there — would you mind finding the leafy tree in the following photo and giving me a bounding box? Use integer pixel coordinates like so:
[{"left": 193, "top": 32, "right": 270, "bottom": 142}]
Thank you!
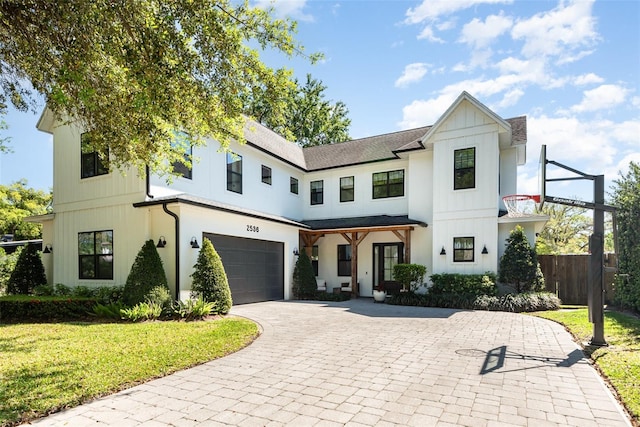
[
  {"left": 292, "top": 249, "right": 317, "bottom": 299},
  {"left": 7, "top": 243, "right": 46, "bottom": 294},
  {"left": 191, "top": 238, "right": 232, "bottom": 314},
  {"left": 244, "top": 74, "right": 351, "bottom": 147},
  {"left": 123, "top": 240, "right": 169, "bottom": 306},
  {"left": 499, "top": 225, "right": 544, "bottom": 293},
  {"left": 0, "top": 1, "right": 319, "bottom": 176},
  {"left": 0, "top": 180, "right": 52, "bottom": 240},
  {"left": 610, "top": 162, "right": 640, "bottom": 312},
  {"left": 535, "top": 204, "right": 591, "bottom": 254},
  {"left": 0, "top": 246, "right": 20, "bottom": 295}
]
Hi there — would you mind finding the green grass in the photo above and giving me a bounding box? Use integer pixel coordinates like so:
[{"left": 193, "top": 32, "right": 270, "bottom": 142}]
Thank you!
[
  {"left": 533, "top": 308, "right": 640, "bottom": 424},
  {"left": 0, "top": 318, "right": 259, "bottom": 426}
]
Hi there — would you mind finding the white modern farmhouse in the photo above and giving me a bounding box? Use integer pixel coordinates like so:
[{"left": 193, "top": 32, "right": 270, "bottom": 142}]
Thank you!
[{"left": 31, "top": 91, "right": 547, "bottom": 304}]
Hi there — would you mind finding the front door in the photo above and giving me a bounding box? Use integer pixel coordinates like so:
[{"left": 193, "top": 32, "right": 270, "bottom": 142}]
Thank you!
[{"left": 373, "top": 243, "right": 404, "bottom": 295}]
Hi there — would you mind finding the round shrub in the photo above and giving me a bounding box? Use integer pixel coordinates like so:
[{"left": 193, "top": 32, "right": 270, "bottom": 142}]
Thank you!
[
  {"left": 191, "top": 238, "right": 232, "bottom": 314},
  {"left": 123, "top": 240, "right": 169, "bottom": 306},
  {"left": 7, "top": 243, "right": 46, "bottom": 295},
  {"left": 292, "top": 250, "right": 317, "bottom": 299}
]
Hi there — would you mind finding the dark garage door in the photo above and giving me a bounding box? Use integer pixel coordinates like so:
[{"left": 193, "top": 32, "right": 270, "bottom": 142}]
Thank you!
[{"left": 203, "top": 233, "right": 284, "bottom": 305}]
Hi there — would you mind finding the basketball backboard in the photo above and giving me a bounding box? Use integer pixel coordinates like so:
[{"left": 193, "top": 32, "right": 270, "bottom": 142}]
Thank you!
[{"left": 538, "top": 144, "right": 546, "bottom": 210}]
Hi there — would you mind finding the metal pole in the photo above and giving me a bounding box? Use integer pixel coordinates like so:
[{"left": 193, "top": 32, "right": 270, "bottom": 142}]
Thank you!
[{"left": 588, "top": 175, "right": 606, "bottom": 346}]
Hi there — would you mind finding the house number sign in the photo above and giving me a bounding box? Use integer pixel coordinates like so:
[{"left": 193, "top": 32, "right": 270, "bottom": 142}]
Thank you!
[{"left": 247, "top": 225, "right": 260, "bottom": 233}]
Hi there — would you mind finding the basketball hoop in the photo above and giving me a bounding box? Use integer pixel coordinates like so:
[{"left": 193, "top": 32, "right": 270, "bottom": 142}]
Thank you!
[{"left": 503, "top": 194, "right": 541, "bottom": 217}]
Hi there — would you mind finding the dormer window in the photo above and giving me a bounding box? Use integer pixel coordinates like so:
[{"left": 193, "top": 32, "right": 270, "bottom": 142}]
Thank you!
[{"left": 81, "top": 132, "right": 109, "bottom": 179}]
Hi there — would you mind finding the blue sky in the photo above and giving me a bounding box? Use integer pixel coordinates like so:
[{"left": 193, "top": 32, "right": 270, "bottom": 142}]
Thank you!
[{"left": 1, "top": 0, "right": 639, "bottom": 203}]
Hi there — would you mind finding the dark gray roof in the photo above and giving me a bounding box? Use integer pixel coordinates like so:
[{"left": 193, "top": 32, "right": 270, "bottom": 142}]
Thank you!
[
  {"left": 243, "top": 119, "right": 307, "bottom": 170},
  {"left": 301, "top": 215, "right": 427, "bottom": 230},
  {"left": 133, "top": 194, "right": 309, "bottom": 228}
]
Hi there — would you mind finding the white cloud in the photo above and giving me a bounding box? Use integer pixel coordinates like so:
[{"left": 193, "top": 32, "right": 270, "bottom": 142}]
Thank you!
[
  {"left": 254, "top": 0, "right": 314, "bottom": 22},
  {"left": 570, "top": 84, "right": 628, "bottom": 113},
  {"left": 398, "top": 93, "right": 459, "bottom": 129},
  {"left": 437, "top": 19, "right": 457, "bottom": 31},
  {"left": 573, "top": 73, "right": 604, "bottom": 86},
  {"left": 417, "top": 26, "right": 444, "bottom": 43},
  {"left": 395, "top": 63, "right": 430, "bottom": 88},
  {"left": 459, "top": 13, "right": 513, "bottom": 48},
  {"left": 405, "top": 0, "right": 512, "bottom": 24},
  {"left": 497, "top": 89, "right": 524, "bottom": 108},
  {"left": 511, "top": 0, "right": 598, "bottom": 59}
]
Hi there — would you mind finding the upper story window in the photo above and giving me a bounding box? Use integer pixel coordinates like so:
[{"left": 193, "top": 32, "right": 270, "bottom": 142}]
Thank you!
[
  {"left": 171, "top": 145, "right": 192, "bottom": 180},
  {"left": 310, "top": 180, "right": 323, "bottom": 205},
  {"left": 78, "top": 230, "right": 113, "bottom": 279},
  {"left": 290, "top": 177, "right": 299, "bottom": 194},
  {"left": 81, "top": 132, "right": 109, "bottom": 179},
  {"left": 372, "top": 170, "right": 404, "bottom": 199},
  {"left": 262, "top": 165, "right": 272, "bottom": 185},
  {"left": 453, "top": 237, "right": 474, "bottom": 262},
  {"left": 340, "top": 176, "right": 354, "bottom": 202},
  {"left": 454, "top": 148, "right": 475, "bottom": 190},
  {"left": 226, "top": 152, "right": 242, "bottom": 194},
  {"left": 337, "top": 244, "right": 352, "bottom": 276}
]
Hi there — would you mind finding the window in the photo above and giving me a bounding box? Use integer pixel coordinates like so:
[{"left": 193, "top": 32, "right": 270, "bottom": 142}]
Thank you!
[
  {"left": 310, "top": 180, "right": 323, "bottom": 205},
  {"left": 172, "top": 145, "right": 192, "bottom": 179},
  {"left": 340, "top": 176, "right": 354, "bottom": 202},
  {"left": 78, "top": 230, "right": 113, "bottom": 279},
  {"left": 454, "top": 148, "right": 475, "bottom": 190},
  {"left": 261, "top": 165, "right": 272, "bottom": 185},
  {"left": 290, "top": 177, "right": 299, "bottom": 194},
  {"left": 311, "top": 245, "right": 319, "bottom": 276},
  {"left": 453, "top": 237, "right": 474, "bottom": 262},
  {"left": 226, "top": 152, "right": 242, "bottom": 193},
  {"left": 337, "top": 244, "right": 351, "bottom": 276},
  {"left": 81, "top": 132, "right": 109, "bottom": 179},
  {"left": 372, "top": 170, "right": 404, "bottom": 199}
]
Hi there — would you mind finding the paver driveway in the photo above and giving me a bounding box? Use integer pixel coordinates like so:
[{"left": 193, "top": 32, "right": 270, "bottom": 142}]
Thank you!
[{"left": 31, "top": 300, "right": 631, "bottom": 426}]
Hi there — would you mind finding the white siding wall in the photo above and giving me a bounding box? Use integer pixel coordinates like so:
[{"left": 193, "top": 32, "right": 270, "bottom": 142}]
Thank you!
[{"left": 499, "top": 147, "right": 518, "bottom": 210}]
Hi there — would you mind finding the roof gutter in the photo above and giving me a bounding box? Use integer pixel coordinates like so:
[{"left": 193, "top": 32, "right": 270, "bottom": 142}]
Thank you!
[{"left": 161, "top": 203, "right": 180, "bottom": 300}]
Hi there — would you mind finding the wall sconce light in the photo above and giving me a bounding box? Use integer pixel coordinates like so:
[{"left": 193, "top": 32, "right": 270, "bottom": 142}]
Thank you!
[
  {"left": 190, "top": 236, "right": 200, "bottom": 249},
  {"left": 482, "top": 245, "right": 488, "bottom": 254},
  {"left": 440, "top": 246, "right": 446, "bottom": 255},
  {"left": 293, "top": 247, "right": 300, "bottom": 256},
  {"left": 156, "top": 236, "right": 166, "bottom": 248},
  {"left": 43, "top": 244, "right": 53, "bottom": 254}
]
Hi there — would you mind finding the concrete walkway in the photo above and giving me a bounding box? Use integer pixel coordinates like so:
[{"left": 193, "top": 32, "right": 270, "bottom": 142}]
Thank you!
[{"left": 30, "top": 300, "right": 631, "bottom": 426}]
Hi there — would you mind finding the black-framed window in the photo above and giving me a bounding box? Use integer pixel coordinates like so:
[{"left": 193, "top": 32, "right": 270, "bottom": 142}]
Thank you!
[
  {"left": 337, "top": 244, "right": 352, "bottom": 276},
  {"left": 310, "top": 180, "right": 323, "bottom": 205},
  {"left": 453, "top": 237, "right": 474, "bottom": 262},
  {"left": 340, "top": 176, "right": 354, "bottom": 202},
  {"left": 311, "top": 245, "right": 319, "bottom": 276},
  {"left": 372, "top": 170, "right": 404, "bottom": 199},
  {"left": 290, "top": 177, "right": 299, "bottom": 194},
  {"left": 172, "top": 145, "right": 192, "bottom": 179},
  {"left": 226, "top": 152, "right": 242, "bottom": 193},
  {"left": 81, "top": 132, "right": 109, "bottom": 179},
  {"left": 78, "top": 230, "right": 113, "bottom": 279},
  {"left": 261, "top": 165, "right": 272, "bottom": 185},
  {"left": 454, "top": 148, "right": 475, "bottom": 190}
]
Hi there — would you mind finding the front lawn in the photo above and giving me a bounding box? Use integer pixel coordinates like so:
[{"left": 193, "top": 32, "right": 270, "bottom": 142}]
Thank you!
[
  {"left": 0, "top": 318, "right": 258, "bottom": 426},
  {"left": 533, "top": 308, "right": 639, "bottom": 425}
]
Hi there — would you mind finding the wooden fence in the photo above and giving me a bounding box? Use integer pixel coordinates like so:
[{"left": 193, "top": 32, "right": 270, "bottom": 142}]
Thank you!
[{"left": 538, "top": 254, "right": 617, "bottom": 305}]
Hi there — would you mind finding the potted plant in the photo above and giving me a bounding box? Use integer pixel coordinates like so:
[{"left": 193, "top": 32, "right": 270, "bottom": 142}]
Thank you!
[{"left": 373, "top": 283, "right": 387, "bottom": 303}]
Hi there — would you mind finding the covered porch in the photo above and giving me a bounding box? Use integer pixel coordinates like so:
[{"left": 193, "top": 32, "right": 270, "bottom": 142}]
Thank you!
[{"left": 299, "top": 215, "right": 428, "bottom": 297}]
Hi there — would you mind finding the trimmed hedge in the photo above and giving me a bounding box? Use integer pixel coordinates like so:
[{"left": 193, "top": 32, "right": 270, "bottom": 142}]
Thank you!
[
  {"left": 429, "top": 273, "right": 497, "bottom": 297},
  {"left": 0, "top": 296, "right": 97, "bottom": 321},
  {"left": 386, "top": 291, "right": 561, "bottom": 312}
]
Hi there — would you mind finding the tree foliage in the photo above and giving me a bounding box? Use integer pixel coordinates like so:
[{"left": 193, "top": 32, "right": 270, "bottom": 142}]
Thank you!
[
  {"left": 499, "top": 225, "right": 544, "bottom": 293},
  {"left": 292, "top": 249, "right": 317, "bottom": 299},
  {"left": 0, "top": 246, "right": 20, "bottom": 295},
  {"left": 535, "top": 204, "right": 591, "bottom": 254},
  {"left": 244, "top": 73, "right": 351, "bottom": 147},
  {"left": 7, "top": 243, "right": 46, "bottom": 294},
  {"left": 0, "top": 180, "right": 52, "bottom": 240},
  {"left": 191, "top": 238, "right": 232, "bottom": 314},
  {"left": 123, "top": 240, "right": 168, "bottom": 306},
  {"left": 610, "top": 162, "right": 640, "bottom": 312},
  {"left": 0, "top": 1, "right": 318, "bottom": 176}
]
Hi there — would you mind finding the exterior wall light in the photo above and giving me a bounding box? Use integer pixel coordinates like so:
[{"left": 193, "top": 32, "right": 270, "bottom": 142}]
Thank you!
[
  {"left": 293, "top": 247, "right": 300, "bottom": 256},
  {"left": 190, "top": 236, "right": 200, "bottom": 249},
  {"left": 440, "top": 246, "right": 446, "bottom": 255},
  {"left": 156, "top": 236, "right": 166, "bottom": 248},
  {"left": 43, "top": 244, "right": 53, "bottom": 253},
  {"left": 482, "top": 245, "right": 488, "bottom": 254}
]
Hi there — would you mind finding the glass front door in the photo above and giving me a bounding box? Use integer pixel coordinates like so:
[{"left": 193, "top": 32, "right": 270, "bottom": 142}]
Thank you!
[{"left": 373, "top": 243, "right": 404, "bottom": 293}]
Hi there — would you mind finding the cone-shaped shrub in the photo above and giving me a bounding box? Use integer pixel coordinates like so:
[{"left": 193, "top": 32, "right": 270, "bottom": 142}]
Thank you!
[
  {"left": 123, "top": 240, "right": 169, "bottom": 306},
  {"left": 499, "top": 225, "right": 544, "bottom": 293},
  {"left": 191, "top": 238, "right": 232, "bottom": 314},
  {"left": 292, "top": 249, "right": 317, "bottom": 299},
  {"left": 7, "top": 243, "right": 46, "bottom": 294}
]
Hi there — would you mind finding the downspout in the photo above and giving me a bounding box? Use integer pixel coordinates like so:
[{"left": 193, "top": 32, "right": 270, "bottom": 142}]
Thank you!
[
  {"left": 145, "top": 166, "right": 154, "bottom": 199},
  {"left": 162, "top": 203, "right": 180, "bottom": 300}
]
